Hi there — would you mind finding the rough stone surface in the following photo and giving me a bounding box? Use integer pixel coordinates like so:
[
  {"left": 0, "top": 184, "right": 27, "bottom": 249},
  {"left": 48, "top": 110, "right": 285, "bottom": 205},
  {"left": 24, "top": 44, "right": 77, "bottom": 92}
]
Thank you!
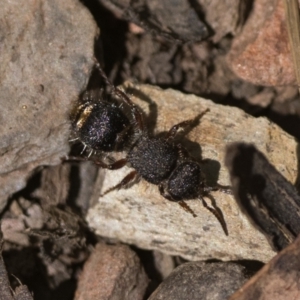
[
  {"left": 0, "top": 0, "right": 98, "bottom": 210},
  {"left": 100, "top": 0, "right": 209, "bottom": 42},
  {"left": 149, "top": 261, "right": 247, "bottom": 300},
  {"left": 75, "top": 243, "right": 149, "bottom": 300},
  {"left": 230, "top": 235, "right": 300, "bottom": 300},
  {"left": 87, "top": 84, "right": 298, "bottom": 262},
  {"left": 100, "top": 0, "right": 243, "bottom": 43},
  {"left": 198, "top": 0, "right": 243, "bottom": 43},
  {"left": 227, "top": 0, "right": 296, "bottom": 86},
  {"left": 152, "top": 250, "right": 175, "bottom": 280}
]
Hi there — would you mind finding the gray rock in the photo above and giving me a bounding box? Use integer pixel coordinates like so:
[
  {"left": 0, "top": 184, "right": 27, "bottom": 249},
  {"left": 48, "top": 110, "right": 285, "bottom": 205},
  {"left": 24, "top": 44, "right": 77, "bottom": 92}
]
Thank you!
[
  {"left": 199, "top": 0, "right": 245, "bottom": 42},
  {"left": 0, "top": 0, "right": 98, "bottom": 210},
  {"left": 99, "top": 0, "right": 209, "bottom": 42},
  {"left": 100, "top": 0, "right": 244, "bottom": 43},
  {"left": 148, "top": 261, "right": 247, "bottom": 300}
]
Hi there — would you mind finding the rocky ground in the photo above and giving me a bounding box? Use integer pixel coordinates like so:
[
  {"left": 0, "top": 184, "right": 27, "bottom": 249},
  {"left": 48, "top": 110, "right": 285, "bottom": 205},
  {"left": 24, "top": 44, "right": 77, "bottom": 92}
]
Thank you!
[{"left": 1, "top": 0, "right": 300, "bottom": 299}]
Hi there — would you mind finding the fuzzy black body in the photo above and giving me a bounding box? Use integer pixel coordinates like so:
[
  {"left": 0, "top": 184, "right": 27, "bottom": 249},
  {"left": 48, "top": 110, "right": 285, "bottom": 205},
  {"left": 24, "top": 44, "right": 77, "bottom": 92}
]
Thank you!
[
  {"left": 76, "top": 63, "right": 229, "bottom": 234},
  {"left": 72, "top": 98, "right": 130, "bottom": 152},
  {"left": 128, "top": 136, "right": 178, "bottom": 184},
  {"left": 165, "top": 161, "right": 203, "bottom": 201}
]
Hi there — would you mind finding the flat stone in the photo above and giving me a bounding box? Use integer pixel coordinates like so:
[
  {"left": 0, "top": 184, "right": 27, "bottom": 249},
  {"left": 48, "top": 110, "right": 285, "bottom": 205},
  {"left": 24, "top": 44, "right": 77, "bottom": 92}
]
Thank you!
[{"left": 87, "top": 84, "right": 297, "bottom": 262}]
